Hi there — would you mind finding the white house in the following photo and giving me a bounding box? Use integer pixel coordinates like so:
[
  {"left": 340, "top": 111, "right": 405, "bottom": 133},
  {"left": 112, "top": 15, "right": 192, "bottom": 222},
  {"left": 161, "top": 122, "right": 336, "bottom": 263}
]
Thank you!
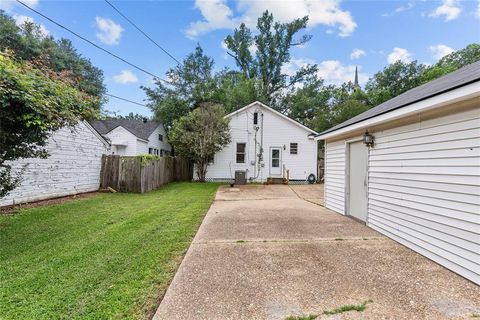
[
  {"left": 89, "top": 119, "right": 171, "bottom": 156},
  {"left": 205, "top": 101, "right": 318, "bottom": 183},
  {"left": 0, "top": 121, "right": 110, "bottom": 207},
  {"left": 316, "top": 61, "right": 480, "bottom": 284}
]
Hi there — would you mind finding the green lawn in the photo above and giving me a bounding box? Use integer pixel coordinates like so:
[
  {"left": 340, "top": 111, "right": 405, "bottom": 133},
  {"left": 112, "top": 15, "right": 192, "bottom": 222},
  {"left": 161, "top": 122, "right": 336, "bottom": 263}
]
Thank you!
[{"left": 0, "top": 182, "right": 220, "bottom": 319}]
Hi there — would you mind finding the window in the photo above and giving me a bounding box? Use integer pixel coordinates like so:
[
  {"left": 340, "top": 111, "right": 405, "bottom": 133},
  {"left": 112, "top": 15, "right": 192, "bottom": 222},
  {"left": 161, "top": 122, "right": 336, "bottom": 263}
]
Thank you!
[
  {"left": 149, "top": 148, "right": 159, "bottom": 155},
  {"left": 271, "top": 149, "right": 280, "bottom": 167},
  {"left": 290, "top": 143, "right": 298, "bottom": 155},
  {"left": 207, "top": 154, "right": 214, "bottom": 164},
  {"left": 253, "top": 112, "right": 258, "bottom": 125},
  {"left": 236, "top": 143, "right": 246, "bottom": 163},
  {"left": 159, "top": 134, "right": 163, "bottom": 141}
]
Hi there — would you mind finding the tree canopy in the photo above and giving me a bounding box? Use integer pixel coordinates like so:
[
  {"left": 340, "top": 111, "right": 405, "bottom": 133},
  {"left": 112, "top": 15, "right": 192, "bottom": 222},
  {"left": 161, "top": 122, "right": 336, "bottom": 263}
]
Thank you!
[
  {"left": 0, "top": 11, "right": 106, "bottom": 109},
  {"left": 142, "top": 12, "right": 479, "bottom": 162}
]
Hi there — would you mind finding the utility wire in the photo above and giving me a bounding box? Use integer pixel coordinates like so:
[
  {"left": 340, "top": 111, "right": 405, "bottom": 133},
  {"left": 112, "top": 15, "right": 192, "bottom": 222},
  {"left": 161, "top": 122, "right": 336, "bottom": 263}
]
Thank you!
[
  {"left": 105, "top": 93, "right": 147, "bottom": 107},
  {"left": 104, "top": 0, "right": 181, "bottom": 65},
  {"left": 15, "top": 0, "right": 167, "bottom": 82}
]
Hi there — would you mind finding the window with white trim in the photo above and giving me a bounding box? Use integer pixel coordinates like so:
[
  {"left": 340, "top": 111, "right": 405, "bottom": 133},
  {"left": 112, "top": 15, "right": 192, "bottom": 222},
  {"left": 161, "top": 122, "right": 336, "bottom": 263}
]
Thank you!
[{"left": 236, "top": 143, "right": 246, "bottom": 163}]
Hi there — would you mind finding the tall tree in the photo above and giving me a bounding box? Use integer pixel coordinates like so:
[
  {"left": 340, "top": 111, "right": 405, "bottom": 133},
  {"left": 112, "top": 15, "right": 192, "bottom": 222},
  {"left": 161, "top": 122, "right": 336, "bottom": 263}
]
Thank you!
[
  {"left": 0, "top": 11, "right": 106, "bottom": 109},
  {"left": 143, "top": 45, "right": 216, "bottom": 134},
  {"left": 421, "top": 43, "right": 480, "bottom": 83},
  {"left": 365, "top": 60, "right": 426, "bottom": 106},
  {"left": 282, "top": 74, "right": 334, "bottom": 127},
  {"left": 212, "top": 69, "right": 266, "bottom": 113},
  {"left": 224, "top": 11, "right": 317, "bottom": 108},
  {"left": 169, "top": 104, "right": 231, "bottom": 182}
]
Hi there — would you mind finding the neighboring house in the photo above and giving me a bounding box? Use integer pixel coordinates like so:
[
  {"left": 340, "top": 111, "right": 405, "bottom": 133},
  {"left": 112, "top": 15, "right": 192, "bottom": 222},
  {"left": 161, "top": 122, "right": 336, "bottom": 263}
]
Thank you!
[
  {"left": 0, "top": 121, "right": 109, "bottom": 207},
  {"left": 205, "top": 101, "right": 318, "bottom": 183},
  {"left": 316, "top": 61, "right": 480, "bottom": 284},
  {"left": 89, "top": 119, "right": 171, "bottom": 156}
]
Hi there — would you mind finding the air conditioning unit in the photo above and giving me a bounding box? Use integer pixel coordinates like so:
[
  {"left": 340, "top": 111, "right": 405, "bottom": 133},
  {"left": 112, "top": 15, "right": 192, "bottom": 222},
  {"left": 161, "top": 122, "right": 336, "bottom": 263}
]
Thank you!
[{"left": 235, "top": 170, "right": 247, "bottom": 185}]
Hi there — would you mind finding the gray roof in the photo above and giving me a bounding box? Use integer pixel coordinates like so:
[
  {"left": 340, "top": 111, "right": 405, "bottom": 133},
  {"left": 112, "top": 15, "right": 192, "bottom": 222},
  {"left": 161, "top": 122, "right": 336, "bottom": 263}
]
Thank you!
[
  {"left": 317, "top": 60, "right": 480, "bottom": 136},
  {"left": 89, "top": 119, "right": 160, "bottom": 141}
]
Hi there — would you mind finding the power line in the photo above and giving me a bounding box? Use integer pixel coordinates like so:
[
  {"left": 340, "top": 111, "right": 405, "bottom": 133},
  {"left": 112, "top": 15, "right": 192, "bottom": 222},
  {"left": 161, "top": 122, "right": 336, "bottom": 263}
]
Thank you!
[
  {"left": 104, "top": 0, "right": 181, "bottom": 65},
  {"left": 15, "top": 0, "right": 167, "bottom": 82},
  {"left": 105, "top": 93, "right": 148, "bottom": 107}
]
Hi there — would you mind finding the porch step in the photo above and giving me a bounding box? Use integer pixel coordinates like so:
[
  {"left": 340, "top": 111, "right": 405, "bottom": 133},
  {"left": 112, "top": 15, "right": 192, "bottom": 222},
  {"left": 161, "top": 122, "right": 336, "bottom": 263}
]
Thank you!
[{"left": 266, "top": 177, "right": 287, "bottom": 185}]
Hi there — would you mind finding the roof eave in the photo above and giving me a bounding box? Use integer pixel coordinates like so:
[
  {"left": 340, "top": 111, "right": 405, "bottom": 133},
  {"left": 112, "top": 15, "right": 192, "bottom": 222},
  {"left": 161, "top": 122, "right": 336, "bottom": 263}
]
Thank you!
[
  {"left": 315, "top": 81, "right": 480, "bottom": 141},
  {"left": 226, "top": 101, "right": 318, "bottom": 135}
]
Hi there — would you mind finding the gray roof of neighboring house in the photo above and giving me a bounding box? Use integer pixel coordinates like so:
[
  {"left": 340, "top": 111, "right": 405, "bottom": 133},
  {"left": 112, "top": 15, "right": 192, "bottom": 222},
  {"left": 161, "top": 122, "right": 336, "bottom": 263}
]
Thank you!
[
  {"left": 317, "top": 60, "right": 480, "bottom": 136},
  {"left": 89, "top": 119, "right": 160, "bottom": 141}
]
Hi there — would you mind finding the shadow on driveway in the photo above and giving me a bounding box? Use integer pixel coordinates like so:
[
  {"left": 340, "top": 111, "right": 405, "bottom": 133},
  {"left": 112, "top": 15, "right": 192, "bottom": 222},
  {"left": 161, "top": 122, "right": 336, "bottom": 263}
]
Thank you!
[{"left": 154, "top": 185, "right": 480, "bottom": 320}]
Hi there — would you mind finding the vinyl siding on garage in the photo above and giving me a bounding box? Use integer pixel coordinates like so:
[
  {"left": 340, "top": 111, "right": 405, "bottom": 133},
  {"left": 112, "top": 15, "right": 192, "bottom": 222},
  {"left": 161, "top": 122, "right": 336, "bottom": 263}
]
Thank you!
[
  {"left": 367, "top": 107, "right": 480, "bottom": 284},
  {"left": 324, "top": 140, "right": 346, "bottom": 214}
]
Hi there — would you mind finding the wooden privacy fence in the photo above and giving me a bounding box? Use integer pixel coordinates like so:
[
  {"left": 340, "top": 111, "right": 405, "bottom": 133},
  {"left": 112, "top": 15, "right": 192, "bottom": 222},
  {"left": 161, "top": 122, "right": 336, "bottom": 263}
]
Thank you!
[{"left": 100, "top": 155, "right": 193, "bottom": 193}]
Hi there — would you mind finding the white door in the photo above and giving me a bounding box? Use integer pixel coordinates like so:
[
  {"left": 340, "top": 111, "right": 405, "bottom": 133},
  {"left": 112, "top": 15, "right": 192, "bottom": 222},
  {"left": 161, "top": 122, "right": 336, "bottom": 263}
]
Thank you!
[
  {"left": 270, "top": 147, "right": 282, "bottom": 176},
  {"left": 348, "top": 141, "right": 368, "bottom": 222}
]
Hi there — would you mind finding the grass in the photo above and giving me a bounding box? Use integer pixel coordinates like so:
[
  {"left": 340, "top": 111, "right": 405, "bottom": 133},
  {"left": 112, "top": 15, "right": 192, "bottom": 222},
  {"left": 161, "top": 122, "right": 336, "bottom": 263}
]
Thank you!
[
  {"left": 285, "top": 315, "right": 318, "bottom": 320},
  {"left": 322, "top": 299, "right": 373, "bottom": 315},
  {"left": 0, "top": 182, "right": 220, "bottom": 320},
  {"left": 285, "top": 300, "right": 373, "bottom": 319}
]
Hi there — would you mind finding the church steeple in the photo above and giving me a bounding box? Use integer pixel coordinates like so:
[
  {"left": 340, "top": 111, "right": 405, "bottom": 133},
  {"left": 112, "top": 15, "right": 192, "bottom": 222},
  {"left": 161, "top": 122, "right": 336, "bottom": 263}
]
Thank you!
[{"left": 354, "top": 65, "right": 359, "bottom": 88}]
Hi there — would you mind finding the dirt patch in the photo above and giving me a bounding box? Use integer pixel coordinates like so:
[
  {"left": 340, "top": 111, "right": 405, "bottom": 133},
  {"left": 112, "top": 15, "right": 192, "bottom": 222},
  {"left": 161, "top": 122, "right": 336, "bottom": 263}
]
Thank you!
[{"left": 0, "top": 192, "right": 99, "bottom": 215}]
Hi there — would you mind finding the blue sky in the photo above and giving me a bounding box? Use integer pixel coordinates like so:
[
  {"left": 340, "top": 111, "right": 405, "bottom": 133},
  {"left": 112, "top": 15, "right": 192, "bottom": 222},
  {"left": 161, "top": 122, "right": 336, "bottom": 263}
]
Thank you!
[{"left": 2, "top": 0, "right": 479, "bottom": 116}]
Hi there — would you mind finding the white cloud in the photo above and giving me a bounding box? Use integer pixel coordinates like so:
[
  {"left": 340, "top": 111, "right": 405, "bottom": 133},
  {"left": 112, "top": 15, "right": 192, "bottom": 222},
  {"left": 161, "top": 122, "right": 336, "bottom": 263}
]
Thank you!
[
  {"left": 95, "top": 17, "right": 123, "bottom": 45},
  {"left": 430, "top": 0, "right": 461, "bottom": 21},
  {"left": 429, "top": 44, "right": 454, "bottom": 59},
  {"left": 282, "top": 58, "right": 368, "bottom": 86},
  {"left": 186, "top": 0, "right": 357, "bottom": 39},
  {"left": 387, "top": 47, "right": 412, "bottom": 64},
  {"left": 113, "top": 70, "right": 138, "bottom": 84},
  {"left": 281, "top": 58, "right": 315, "bottom": 77},
  {"left": 382, "top": 1, "right": 415, "bottom": 17},
  {"left": 476, "top": 0, "right": 480, "bottom": 19},
  {"left": 13, "top": 14, "right": 49, "bottom": 37},
  {"left": 350, "top": 48, "right": 365, "bottom": 60},
  {"left": 0, "top": 0, "right": 38, "bottom": 12},
  {"left": 186, "top": 0, "right": 237, "bottom": 39},
  {"left": 317, "top": 60, "right": 368, "bottom": 85}
]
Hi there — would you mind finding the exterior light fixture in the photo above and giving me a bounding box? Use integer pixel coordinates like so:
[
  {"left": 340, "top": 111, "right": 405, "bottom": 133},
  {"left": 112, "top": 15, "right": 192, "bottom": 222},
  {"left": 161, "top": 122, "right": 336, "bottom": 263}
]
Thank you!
[{"left": 363, "top": 132, "right": 374, "bottom": 147}]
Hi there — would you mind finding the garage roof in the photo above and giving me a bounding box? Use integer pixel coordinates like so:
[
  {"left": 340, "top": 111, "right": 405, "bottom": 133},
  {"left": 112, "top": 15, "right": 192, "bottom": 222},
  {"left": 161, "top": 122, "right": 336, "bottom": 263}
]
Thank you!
[{"left": 316, "top": 60, "right": 480, "bottom": 137}]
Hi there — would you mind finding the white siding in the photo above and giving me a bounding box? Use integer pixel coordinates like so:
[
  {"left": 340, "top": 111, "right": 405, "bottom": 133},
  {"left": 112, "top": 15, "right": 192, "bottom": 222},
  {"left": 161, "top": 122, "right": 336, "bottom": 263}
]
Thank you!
[
  {"left": 324, "top": 140, "right": 346, "bottom": 214},
  {"left": 146, "top": 125, "right": 172, "bottom": 155},
  {"left": 106, "top": 126, "right": 139, "bottom": 156},
  {"left": 205, "top": 103, "right": 318, "bottom": 182},
  {"left": 324, "top": 106, "right": 480, "bottom": 284},
  {"left": 0, "top": 121, "right": 107, "bottom": 206},
  {"left": 367, "top": 107, "right": 480, "bottom": 284}
]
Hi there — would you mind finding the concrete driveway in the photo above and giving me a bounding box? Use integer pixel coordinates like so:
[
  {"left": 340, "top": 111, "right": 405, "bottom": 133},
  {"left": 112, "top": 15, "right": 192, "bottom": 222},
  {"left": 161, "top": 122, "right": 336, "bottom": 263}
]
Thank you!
[{"left": 154, "top": 185, "right": 480, "bottom": 320}]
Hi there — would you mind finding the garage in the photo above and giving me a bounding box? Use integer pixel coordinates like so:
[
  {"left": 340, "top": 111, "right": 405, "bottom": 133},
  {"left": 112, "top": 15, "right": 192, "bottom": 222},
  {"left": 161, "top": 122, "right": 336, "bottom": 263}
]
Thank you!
[{"left": 316, "top": 61, "right": 480, "bottom": 284}]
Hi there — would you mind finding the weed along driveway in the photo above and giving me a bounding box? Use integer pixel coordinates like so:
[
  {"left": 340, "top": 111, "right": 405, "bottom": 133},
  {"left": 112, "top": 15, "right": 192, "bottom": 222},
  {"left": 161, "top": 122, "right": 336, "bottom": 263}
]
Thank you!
[{"left": 154, "top": 185, "right": 480, "bottom": 320}]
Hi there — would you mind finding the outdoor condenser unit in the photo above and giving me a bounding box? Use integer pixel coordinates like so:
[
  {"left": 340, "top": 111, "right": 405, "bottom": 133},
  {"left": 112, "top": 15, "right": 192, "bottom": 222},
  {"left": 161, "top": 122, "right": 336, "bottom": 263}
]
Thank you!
[{"left": 234, "top": 170, "right": 247, "bottom": 185}]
